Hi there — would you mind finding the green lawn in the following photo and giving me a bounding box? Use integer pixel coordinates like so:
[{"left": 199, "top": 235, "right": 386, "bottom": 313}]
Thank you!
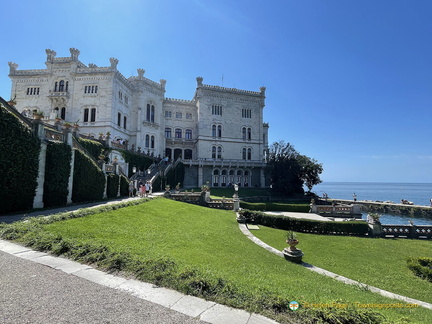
[
  {"left": 252, "top": 225, "right": 432, "bottom": 304},
  {"left": 6, "top": 198, "right": 432, "bottom": 323}
]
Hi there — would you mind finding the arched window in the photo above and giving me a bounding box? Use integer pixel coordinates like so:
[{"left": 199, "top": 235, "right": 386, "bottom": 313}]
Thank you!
[
  {"left": 244, "top": 170, "right": 250, "bottom": 187},
  {"left": 221, "top": 169, "right": 227, "bottom": 187},
  {"left": 217, "top": 125, "right": 222, "bottom": 138},
  {"left": 54, "top": 107, "right": 59, "bottom": 118},
  {"left": 212, "top": 125, "right": 216, "bottom": 137},
  {"left": 65, "top": 81, "right": 69, "bottom": 92},
  {"left": 242, "top": 127, "right": 246, "bottom": 140},
  {"left": 60, "top": 107, "right": 66, "bottom": 120},
  {"left": 247, "top": 128, "right": 251, "bottom": 140},
  {"left": 151, "top": 136, "right": 155, "bottom": 149},
  {"left": 84, "top": 108, "right": 89, "bottom": 122},
  {"left": 217, "top": 146, "right": 222, "bottom": 159},
  {"left": 165, "top": 128, "right": 172, "bottom": 138},
  {"left": 145, "top": 134, "right": 150, "bottom": 148},
  {"left": 123, "top": 116, "right": 127, "bottom": 129},
  {"left": 236, "top": 170, "right": 243, "bottom": 186},
  {"left": 59, "top": 80, "right": 65, "bottom": 92},
  {"left": 212, "top": 146, "right": 216, "bottom": 159},
  {"left": 54, "top": 82, "right": 58, "bottom": 92},
  {"left": 229, "top": 170, "right": 235, "bottom": 185},
  {"left": 91, "top": 108, "right": 96, "bottom": 122},
  {"left": 185, "top": 129, "right": 192, "bottom": 139},
  {"left": 184, "top": 149, "right": 192, "bottom": 159},
  {"left": 151, "top": 105, "right": 155, "bottom": 123},
  {"left": 175, "top": 128, "right": 182, "bottom": 138},
  {"left": 242, "top": 148, "right": 247, "bottom": 160},
  {"left": 117, "top": 112, "right": 121, "bottom": 126},
  {"left": 248, "top": 148, "right": 252, "bottom": 160},
  {"left": 213, "top": 169, "right": 219, "bottom": 187}
]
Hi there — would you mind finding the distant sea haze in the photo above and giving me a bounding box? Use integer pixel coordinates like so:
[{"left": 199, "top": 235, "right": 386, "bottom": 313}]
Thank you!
[{"left": 311, "top": 182, "right": 432, "bottom": 225}]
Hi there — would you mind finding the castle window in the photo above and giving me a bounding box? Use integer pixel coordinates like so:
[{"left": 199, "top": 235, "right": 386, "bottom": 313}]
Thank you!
[
  {"left": 186, "top": 112, "right": 192, "bottom": 119},
  {"left": 26, "top": 87, "right": 40, "bottom": 96},
  {"left": 242, "top": 127, "right": 246, "bottom": 140},
  {"left": 217, "top": 125, "right": 222, "bottom": 138},
  {"left": 84, "top": 108, "right": 89, "bottom": 122},
  {"left": 145, "top": 135, "right": 150, "bottom": 148},
  {"left": 165, "top": 128, "right": 172, "bottom": 138},
  {"left": 247, "top": 127, "right": 251, "bottom": 140},
  {"left": 146, "top": 104, "right": 150, "bottom": 121},
  {"left": 59, "top": 80, "right": 65, "bottom": 92},
  {"left": 151, "top": 136, "right": 155, "bottom": 148},
  {"left": 217, "top": 146, "right": 222, "bottom": 159},
  {"left": 54, "top": 82, "right": 58, "bottom": 92},
  {"left": 185, "top": 129, "right": 192, "bottom": 139},
  {"left": 91, "top": 108, "right": 96, "bottom": 122},
  {"left": 176, "top": 112, "right": 182, "bottom": 119},
  {"left": 212, "top": 105, "right": 222, "bottom": 116},
  {"left": 123, "top": 116, "right": 127, "bottom": 129},
  {"left": 175, "top": 128, "right": 182, "bottom": 139},
  {"left": 117, "top": 112, "right": 121, "bottom": 126},
  {"left": 85, "top": 85, "right": 98, "bottom": 94},
  {"left": 212, "top": 146, "right": 216, "bottom": 159},
  {"left": 212, "top": 125, "right": 216, "bottom": 137},
  {"left": 151, "top": 105, "right": 155, "bottom": 122},
  {"left": 248, "top": 148, "right": 252, "bottom": 160},
  {"left": 165, "top": 110, "right": 172, "bottom": 118},
  {"left": 242, "top": 148, "right": 246, "bottom": 160},
  {"left": 60, "top": 107, "right": 66, "bottom": 120},
  {"left": 242, "top": 108, "right": 252, "bottom": 118}
]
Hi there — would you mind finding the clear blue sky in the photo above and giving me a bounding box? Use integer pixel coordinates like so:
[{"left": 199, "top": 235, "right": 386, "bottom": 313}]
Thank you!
[{"left": 1, "top": 0, "right": 432, "bottom": 183}]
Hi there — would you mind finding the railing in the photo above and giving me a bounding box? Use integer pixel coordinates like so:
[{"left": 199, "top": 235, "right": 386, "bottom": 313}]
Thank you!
[
  {"left": 380, "top": 224, "right": 432, "bottom": 239},
  {"left": 310, "top": 202, "right": 362, "bottom": 217}
]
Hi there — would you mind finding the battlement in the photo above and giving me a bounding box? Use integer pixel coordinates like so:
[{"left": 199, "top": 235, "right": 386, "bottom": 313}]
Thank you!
[{"left": 164, "top": 97, "right": 194, "bottom": 105}]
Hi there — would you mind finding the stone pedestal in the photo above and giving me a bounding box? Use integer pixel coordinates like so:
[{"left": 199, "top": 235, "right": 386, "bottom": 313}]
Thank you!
[{"left": 283, "top": 247, "right": 304, "bottom": 263}]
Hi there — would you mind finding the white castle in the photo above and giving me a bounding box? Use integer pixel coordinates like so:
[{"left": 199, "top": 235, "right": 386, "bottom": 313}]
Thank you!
[{"left": 8, "top": 48, "right": 269, "bottom": 188}]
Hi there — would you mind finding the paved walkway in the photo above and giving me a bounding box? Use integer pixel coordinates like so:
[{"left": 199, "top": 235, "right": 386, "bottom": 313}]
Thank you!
[
  {"left": 239, "top": 223, "right": 432, "bottom": 311},
  {"left": 0, "top": 197, "right": 278, "bottom": 324}
]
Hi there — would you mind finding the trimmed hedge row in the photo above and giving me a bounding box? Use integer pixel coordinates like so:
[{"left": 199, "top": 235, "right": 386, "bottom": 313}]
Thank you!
[
  {"left": 120, "top": 175, "right": 129, "bottom": 196},
  {"left": 72, "top": 150, "right": 106, "bottom": 203},
  {"left": 240, "top": 201, "right": 309, "bottom": 213},
  {"left": 0, "top": 105, "right": 40, "bottom": 214},
  {"left": 242, "top": 210, "right": 369, "bottom": 236},
  {"left": 43, "top": 142, "right": 72, "bottom": 207},
  {"left": 77, "top": 138, "right": 107, "bottom": 160},
  {"left": 106, "top": 174, "right": 120, "bottom": 198}
]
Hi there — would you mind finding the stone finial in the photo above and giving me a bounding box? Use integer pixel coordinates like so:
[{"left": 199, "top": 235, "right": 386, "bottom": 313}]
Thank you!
[
  {"left": 260, "top": 86, "right": 266, "bottom": 96},
  {"left": 89, "top": 63, "right": 97, "bottom": 68},
  {"left": 137, "top": 68, "right": 145, "bottom": 79},
  {"left": 160, "top": 79, "right": 167, "bottom": 90},
  {"left": 8, "top": 62, "right": 18, "bottom": 75},
  {"left": 45, "top": 49, "right": 57, "bottom": 62},
  {"left": 110, "top": 57, "right": 119, "bottom": 69},
  {"left": 196, "top": 76, "right": 203, "bottom": 87},
  {"left": 70, "top": 48, "right": 80, "bottom": 61}
]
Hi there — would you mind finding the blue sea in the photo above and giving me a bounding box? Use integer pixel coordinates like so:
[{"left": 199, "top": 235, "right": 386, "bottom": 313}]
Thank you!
[{"left": 311, "top": 182, "right": 432, "bottom": 225}]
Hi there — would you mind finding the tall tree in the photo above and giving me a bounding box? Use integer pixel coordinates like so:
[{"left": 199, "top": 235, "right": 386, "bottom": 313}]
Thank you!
[{"left": 266, "top": 141, "right": 323, "bottom": 195}]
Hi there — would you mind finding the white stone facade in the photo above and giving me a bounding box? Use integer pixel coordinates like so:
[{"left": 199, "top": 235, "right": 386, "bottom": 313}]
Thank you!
[{"left": 8, "top": 48, "right": 269, "bottom": 188}]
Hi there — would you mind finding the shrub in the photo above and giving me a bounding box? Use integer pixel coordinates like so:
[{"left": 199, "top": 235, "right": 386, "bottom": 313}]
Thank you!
[
  {"left": 72, "top": 150, "right": 105, "bottom": 203},
  {"left": 43, "top": 142, "right": 72, "bottom": 207},
  {"left": 77, "top": 138, "right": 107, "bottom": 160},
  {"left": 0, "top": 105, "right": 40, "bottom": 214},
  {"left": 119, "top": 175, "right": 129, "bottom": 196},
  {"left": 407, "top": 257, "right": 432, "bottom": 282},
  {"left": 106, "top": 174, "right": 119, "bottom": 198}
]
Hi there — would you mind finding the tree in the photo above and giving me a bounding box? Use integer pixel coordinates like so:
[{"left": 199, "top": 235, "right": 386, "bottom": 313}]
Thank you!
[{"left": 266, "top": 141, "right": 323, "bottom": 195}]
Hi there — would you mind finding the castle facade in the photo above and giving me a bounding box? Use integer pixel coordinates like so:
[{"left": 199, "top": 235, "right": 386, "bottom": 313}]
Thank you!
[{"left": 8, "top": 48, "right": 269, "bottom": 188}]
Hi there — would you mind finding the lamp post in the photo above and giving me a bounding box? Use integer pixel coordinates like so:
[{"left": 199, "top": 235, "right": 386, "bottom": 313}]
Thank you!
[
  {"left": 147, "top": 169, "right": 151, "bottom": 181},
  {"left": 233, "top": 183, "right": 240, "bottom": 211}
]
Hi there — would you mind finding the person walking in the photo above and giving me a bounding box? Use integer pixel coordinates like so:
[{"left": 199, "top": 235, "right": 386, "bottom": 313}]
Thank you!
[{"left": 129, "top": 181, "right": 134, "bottom": 197}]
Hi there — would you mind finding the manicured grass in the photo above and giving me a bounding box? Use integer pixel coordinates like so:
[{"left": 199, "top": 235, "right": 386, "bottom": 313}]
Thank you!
[
  {"left": 3, "top": 198, "right": 431, "bottom": 323},
  {"left": 252, "top": 225, "right": 432, "bottom": 304}
]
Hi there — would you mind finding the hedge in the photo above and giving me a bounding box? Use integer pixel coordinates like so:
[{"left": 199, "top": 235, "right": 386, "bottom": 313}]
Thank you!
[
  {"left": 120, "top": 175, "right": 129, "bottom": 196},
  {"left": 241, "top": 210, "right": 369, "bottom": 236},
  {"left": 43, "top": 142, "right": 72, "bottom": 207},
  {"left": 240, "top": 201, "right": 309, "bottom": 213},
  {"left": 106, "top": 174, "right": 120, "bottom": 198},
  {"left": 72, "top": 150, "right": 105, "bottom": 203},
  {"left": 0, "top": 105, "right": 40, "bottom": 214},
  {"left": 407, "top": 257, "right": 432, "bottom": 282},
  {"left": 77, "top": 138, "right": 107, "bottom": 160}
]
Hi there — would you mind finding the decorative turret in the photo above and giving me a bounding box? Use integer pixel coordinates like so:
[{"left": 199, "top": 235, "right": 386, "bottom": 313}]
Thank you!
[
  {"left": 160, "top": 79, "right": 166, "bottom": 90},
  {"left": 196, "top": 76, "right": 203, "bottom": 87},
  {"left": 45, "top": 49, "right": 57, "bottom": 62},
  {"left": 137, "top": 68, "right": 145, "bottom": 79},
  {"left": 8, "top": 62, "right": 18, "bottom": 75},
  {"left": 70, "top": 48, "right": 80, "bottom": 61},
  {"left": 260, "top": 86, "right": 266, "bottom": 96},
  {"left": 110, "top": 57, "right": 119, "bottom": 69}
]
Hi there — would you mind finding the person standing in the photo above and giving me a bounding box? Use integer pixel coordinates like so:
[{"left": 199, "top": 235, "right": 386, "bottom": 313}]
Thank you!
[
  {"left": 129, "top": 181, "right": 134, "bottom": 197},
  {"left": 145, "top": 182, "right": 150, "bottom": 197},
  {"left": 353, "top": 193, "right": 357, "bottom": 202}
]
